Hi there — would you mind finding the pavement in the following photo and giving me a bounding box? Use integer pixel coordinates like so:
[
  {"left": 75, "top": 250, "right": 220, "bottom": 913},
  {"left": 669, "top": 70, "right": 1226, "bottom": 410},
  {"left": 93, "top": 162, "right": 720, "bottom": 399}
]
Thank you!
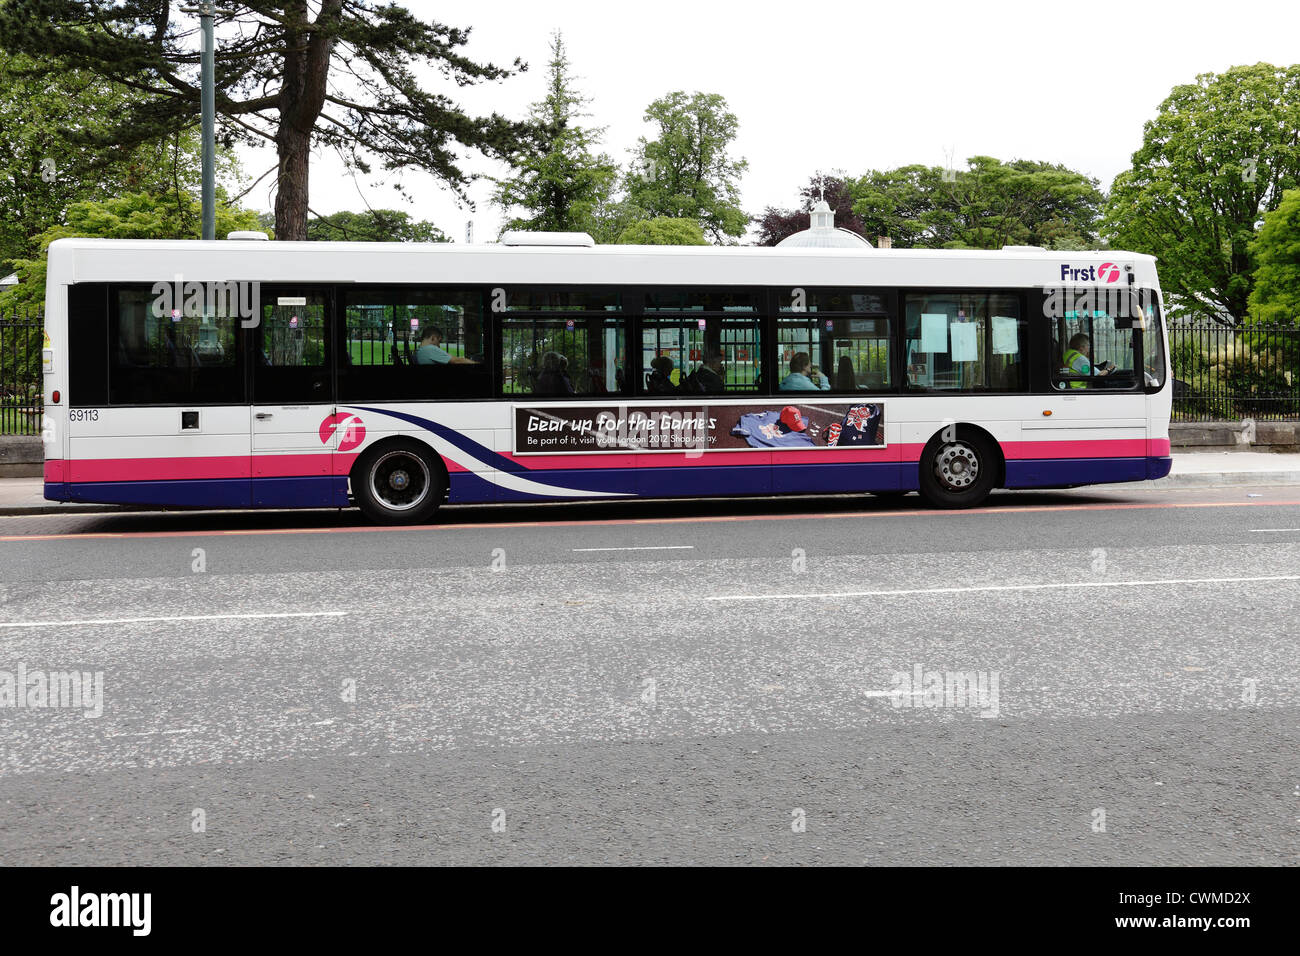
[
  {"left": 0, "top": 483, "right": 1297, "bottom": 865},
  {"left": 3, "top": 451, "right": 1300, "bottom": 515}
]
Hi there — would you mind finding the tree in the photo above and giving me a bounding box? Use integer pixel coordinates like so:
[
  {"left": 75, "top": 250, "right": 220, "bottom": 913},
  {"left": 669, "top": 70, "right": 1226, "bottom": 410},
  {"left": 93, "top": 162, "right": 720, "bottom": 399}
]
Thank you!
[
  {"left": 615, "top": 217, "right": 707, "bottom": 246},
  {"left": 850, "top": 157, "right": 1102, "bottom": 250},
  {"left": 1102, "top": 63, "right": 1300, "bottom": 326},
  {"left": 585, "top": 197, "right": 648, "bottom": 245},
  {"left": 625, "top": 91, "right": 748, "bottom": 242},
  {"left": 0, "top": 50, "right": 237, "bottom": 273},
  {"left": 1247, "top": 188, "right": 1300, "bottom": 325},
  {"left": 306, "top": 209, "right": 447, "bottom": 243},
  {"left": 0, "top": 191, "right": 262, "bottom": 312},
  {"left": 849, "top": 165, "right": 949, "bottom": 248},
  {"left": 0, "top": 1, "right": 536, "bottom": 240},
  {"left": 492, "top": 31, "right": 616, "bottom": 236},
  {"left": 755, "top": 173, "right": 866, "bottom": 246}
]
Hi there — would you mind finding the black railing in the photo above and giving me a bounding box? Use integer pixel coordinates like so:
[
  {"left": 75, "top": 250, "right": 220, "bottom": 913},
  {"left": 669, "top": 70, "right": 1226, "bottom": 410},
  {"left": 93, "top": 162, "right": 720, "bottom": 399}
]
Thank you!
[
  {"left": 1, "top": 311, "right": 44, "bottom": 437},
  {"left": 1169, "top": 321, "right": 1300, "bottom": 422}
]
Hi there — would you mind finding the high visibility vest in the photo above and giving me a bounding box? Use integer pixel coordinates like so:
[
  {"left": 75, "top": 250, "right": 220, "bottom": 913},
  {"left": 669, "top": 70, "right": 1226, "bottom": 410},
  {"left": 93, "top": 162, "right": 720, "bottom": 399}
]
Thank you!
[{"left": 1063, "top": 348, "right": 1089, "bottom": 389}]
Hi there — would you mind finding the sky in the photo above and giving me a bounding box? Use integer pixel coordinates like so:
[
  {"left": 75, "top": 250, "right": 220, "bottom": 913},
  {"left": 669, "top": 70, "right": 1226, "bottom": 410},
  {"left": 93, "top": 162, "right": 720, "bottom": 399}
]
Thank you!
[{"left": 227, "top": 0, "right": 1300, "bottom": 240}]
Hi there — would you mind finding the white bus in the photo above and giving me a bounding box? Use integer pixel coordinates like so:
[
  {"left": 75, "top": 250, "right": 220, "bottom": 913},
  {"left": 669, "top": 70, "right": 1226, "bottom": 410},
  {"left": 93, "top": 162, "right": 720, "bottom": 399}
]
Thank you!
[{"left": 40, "top": 234, "right": 1171, "bottom": 523}]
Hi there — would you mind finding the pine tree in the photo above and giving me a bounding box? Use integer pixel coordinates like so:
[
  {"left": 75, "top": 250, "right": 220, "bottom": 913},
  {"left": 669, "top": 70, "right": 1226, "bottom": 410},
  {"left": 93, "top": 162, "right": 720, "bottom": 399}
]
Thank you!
[{"left": 492, "top": 31, "right": 616, "bottom": 236}]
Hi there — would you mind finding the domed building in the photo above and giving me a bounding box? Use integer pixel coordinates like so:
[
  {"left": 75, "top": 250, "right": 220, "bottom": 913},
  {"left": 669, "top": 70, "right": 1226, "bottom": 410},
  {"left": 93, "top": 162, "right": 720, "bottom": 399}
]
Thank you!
[{"left": 776, "top": 199, "right": 872, "bottom": 249}]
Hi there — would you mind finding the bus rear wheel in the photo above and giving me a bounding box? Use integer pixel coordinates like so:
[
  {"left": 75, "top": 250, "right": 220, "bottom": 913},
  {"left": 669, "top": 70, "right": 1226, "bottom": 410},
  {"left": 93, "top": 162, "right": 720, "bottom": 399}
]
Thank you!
[
  {"left": 354, "top": 440, "right": 445, "bottom": 525},
  {"left": 918, "top": 430, "right": 998, "bottom": 509}
]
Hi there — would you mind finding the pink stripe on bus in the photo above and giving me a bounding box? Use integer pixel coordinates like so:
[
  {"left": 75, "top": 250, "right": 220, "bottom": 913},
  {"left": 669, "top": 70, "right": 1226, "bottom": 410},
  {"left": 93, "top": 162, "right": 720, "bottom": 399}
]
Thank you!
[
  {"left": 44, "top": 460, "right": 66, "bottom": 482},
  {"left": 1001, "top": 439, "right": 1149, "bottom": 460},
  {"left": 71, "top": 455, "right": 252, "bottom": 482},
  {"left": 65, "top": 453, "right": 355, "bottom": 482},
  {"left": 254, "top": 454, "right": 332, "bottom": 478}
]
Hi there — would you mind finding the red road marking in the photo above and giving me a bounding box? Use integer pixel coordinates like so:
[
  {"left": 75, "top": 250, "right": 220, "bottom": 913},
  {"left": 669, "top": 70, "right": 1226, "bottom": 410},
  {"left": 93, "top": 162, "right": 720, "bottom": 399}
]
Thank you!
[{"left": 2, "top": 497, "right": 1299, "bottom": 542}]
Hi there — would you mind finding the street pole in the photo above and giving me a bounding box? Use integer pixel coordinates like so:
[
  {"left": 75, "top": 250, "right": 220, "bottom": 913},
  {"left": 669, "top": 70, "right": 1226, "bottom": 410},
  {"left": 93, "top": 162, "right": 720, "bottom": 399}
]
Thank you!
[{"left": 180, "top": 2, "right": 233, "bottom": 240}]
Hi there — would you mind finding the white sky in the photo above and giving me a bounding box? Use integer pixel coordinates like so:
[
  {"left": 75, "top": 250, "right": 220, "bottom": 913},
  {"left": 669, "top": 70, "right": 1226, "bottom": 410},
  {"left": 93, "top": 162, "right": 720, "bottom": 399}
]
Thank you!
[{"left": 229, "top": 0, "right": 1300, "bottom": 241}]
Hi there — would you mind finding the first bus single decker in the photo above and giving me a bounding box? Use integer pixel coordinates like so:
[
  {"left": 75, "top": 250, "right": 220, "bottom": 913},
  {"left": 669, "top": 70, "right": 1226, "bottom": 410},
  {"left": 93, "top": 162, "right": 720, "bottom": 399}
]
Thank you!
[{"left": 40, "top": 232, "right": 1172, "bottom": 524}]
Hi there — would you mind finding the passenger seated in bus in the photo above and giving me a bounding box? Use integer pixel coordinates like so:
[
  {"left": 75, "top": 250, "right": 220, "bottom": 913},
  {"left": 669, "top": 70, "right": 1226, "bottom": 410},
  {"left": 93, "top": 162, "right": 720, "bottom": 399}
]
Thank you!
[
  {"left": 415, "top": 326, "right": 475, "bottom": 365},
  {"left": 780, "top": 352, "right": 831, "bottom": 391},
  {"left": 646, "top": 355, "right": 678, "bottom": 394},
  {"left": 686, "top": 350, "right": 726, "bottom": 394},
  {"left": 535, "top": 351, "right": 575, "bottom": 395},
  {"left": 1061, "top": 333, "right": 1114, "bottom": 388}
]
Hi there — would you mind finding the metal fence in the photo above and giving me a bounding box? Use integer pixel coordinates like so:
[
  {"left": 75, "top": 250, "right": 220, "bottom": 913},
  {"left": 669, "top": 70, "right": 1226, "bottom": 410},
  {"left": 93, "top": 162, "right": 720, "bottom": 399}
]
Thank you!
[
  {"left": 1, "top": 311, "right": 44, "bottom": 437},
  {"left": 1169, "top": 321, "right": 1300, "bottom": 422}
]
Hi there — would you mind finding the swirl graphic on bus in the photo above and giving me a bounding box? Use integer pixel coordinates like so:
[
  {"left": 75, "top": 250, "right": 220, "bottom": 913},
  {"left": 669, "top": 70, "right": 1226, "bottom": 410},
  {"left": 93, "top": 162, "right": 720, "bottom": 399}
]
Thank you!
[
  {"left": 319, "top": 412, "right": 366, "bottom": 452},
  {"left": 1098, "top": 262, "right": 1121, "bottom": 283}
]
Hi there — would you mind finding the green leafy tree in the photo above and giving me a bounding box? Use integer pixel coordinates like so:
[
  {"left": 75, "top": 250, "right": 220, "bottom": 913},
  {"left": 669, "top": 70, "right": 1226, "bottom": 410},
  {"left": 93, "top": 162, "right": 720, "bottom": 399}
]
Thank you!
[
  {"left": 0, "top": 51, "right": 238, "bottom": 273},
  {"left": 1247, "top": 188, "right": 1300, "bottom": 325},
  {"left": 850, "top": 157, "right": 1102, "bottom": 250},
  {"left": 585, "top": 198, "right": 648, "bottom": 245},
  {"left": 849, "top": 165, "right": 949, "bottom": 248},
  {"left": 615, "top": 217, "right": 707, "bottom": 245},
  {"left": 0, "top": 1, "right": 536, "bottom": 240},
  {"left": 492, "top": 31, "right": 616, "bottom": 236},
  {"left": 1103, "top": 63, "right": 1300, "bottom": 326},
  {"left": 625, "top": 91, "right": 748, "bottom": 243},
  {"left": 306, "top": 209, "right": 447, "bottom": 243},
  {"left": 0, "top": 191, "right": 261, "bottom": 312}
]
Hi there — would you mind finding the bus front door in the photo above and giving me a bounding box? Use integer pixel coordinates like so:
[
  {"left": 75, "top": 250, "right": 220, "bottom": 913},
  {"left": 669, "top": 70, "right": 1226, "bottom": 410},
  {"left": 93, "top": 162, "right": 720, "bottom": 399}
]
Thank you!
[{"left": 250, "top": 289, "right": 339, "bottom": 507}]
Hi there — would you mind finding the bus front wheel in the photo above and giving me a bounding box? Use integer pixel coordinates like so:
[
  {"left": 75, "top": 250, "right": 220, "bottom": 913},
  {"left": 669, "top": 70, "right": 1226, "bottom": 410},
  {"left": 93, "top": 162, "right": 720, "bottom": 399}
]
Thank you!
[
  {"left": 918, "top": 430, "right": 998, "bottom": 509},
  {"left": 353, "top": 440, "right": 445, "bottom": 525}
]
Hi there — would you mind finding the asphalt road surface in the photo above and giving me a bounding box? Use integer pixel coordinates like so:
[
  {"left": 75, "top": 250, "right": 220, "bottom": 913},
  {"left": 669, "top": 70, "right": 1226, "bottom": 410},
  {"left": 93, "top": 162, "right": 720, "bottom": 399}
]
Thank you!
[{"left": 0, "top": 484, "right": 1297, "bottom": 865}]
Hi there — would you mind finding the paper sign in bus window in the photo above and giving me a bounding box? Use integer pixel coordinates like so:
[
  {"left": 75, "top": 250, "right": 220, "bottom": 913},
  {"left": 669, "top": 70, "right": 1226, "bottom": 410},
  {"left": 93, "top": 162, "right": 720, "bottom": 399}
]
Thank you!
[
  {"left": 920, "top": 313, "right": 948, "bottom": 352},
  {"left": 992, "top": 316, "right": 1019, "bottom": 354},
  {"left": 950, "top": 322, "right": 978, "bottom": 362}
]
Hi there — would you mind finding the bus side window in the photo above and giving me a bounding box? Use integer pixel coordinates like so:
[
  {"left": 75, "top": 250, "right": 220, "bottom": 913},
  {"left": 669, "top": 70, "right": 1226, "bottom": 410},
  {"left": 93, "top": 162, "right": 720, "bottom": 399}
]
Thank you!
[
  {"left": 904, "top": 293, "right": 1024, "bottom": 392},
  {"left": 338, "top": 289, "right": 490, "bottom": 401},
  {"left": 1050, "top": 295, "right": 1139, "bottom": 391},
  {"left": 499, "top": 294, "right": 629, "bottom": 399},
  {"left": 108, "top": 287, "right": 243, "bottom": 405}
]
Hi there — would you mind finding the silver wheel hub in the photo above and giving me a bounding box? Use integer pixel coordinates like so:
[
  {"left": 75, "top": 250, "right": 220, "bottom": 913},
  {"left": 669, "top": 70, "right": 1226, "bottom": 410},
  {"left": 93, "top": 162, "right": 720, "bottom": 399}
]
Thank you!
[
  {"left": 935, "top": 442, "right": 980, "bottom": 490},
  {"left": 369, "top": 452, "right": 430, "bottom": 512}
]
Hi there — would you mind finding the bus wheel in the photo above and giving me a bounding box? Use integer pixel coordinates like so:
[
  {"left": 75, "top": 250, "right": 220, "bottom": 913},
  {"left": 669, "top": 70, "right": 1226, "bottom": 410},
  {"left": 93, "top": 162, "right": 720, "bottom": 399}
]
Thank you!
[
  {"left": 918, "top": 430, "right": 997, "bottom": 509},
  {"left": 354, "top": 440, "right": 444, "bottom": 525}
]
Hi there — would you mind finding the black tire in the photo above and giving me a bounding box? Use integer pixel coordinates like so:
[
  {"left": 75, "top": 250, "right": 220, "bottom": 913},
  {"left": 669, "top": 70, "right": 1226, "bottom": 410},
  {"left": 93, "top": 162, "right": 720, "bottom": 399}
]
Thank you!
[
  {"left": 353, "top": 439, "right": 445, "bottom": 525},
  {"left": 917, "top": 428, "right": 999, "bottom": 509}
]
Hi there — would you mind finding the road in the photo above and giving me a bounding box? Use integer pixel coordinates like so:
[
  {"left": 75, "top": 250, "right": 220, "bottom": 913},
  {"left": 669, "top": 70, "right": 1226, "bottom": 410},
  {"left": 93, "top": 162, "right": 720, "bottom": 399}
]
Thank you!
[{"left": 0, "top": 484, "right": 1297, "bottom": 865}]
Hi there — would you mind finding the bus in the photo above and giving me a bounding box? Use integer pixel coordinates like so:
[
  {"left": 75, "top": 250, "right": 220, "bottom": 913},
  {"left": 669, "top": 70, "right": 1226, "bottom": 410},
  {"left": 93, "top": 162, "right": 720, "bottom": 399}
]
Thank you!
[{"left": 39, "top": 234, "right": 1172, "bottom": 524}]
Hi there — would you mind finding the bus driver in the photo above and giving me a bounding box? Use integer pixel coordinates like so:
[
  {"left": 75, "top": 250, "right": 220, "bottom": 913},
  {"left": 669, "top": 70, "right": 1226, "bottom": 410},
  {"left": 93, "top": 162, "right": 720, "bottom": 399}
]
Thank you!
[{"left": 1062, "top": 333, "right": 1114, "bottom": 387}]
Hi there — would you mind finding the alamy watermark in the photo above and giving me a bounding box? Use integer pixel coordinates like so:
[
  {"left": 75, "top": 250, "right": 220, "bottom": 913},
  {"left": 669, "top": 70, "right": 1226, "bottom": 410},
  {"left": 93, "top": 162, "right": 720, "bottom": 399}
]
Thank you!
[
  {"left": 886, "top": 663, "right": 1000, "bottom": 718},
  {"left": 151, "top": 275, "right": 260, "bottom": 328},
  {"left": 0, "top": 664, "right": 104, "bottom": 718},
  {"left": 50, "top": 886, "right": 150, "bottom": 936}
]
